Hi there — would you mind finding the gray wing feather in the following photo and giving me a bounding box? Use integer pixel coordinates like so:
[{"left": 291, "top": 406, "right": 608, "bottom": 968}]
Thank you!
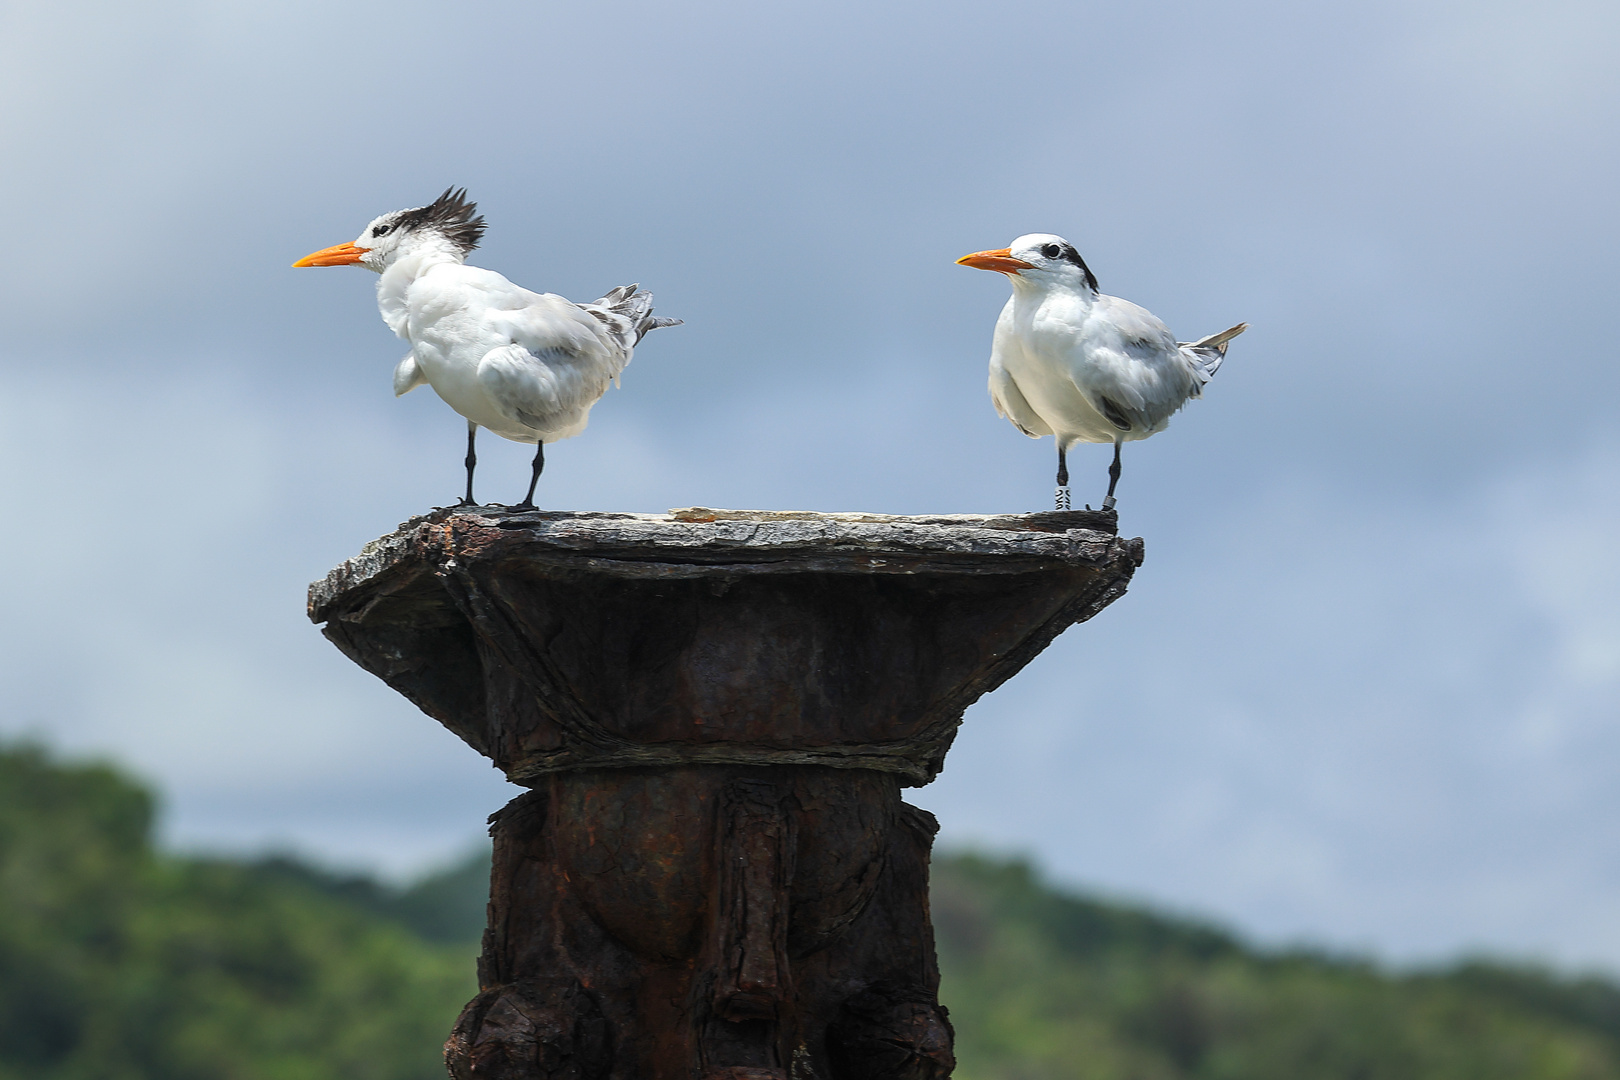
[
  {"left": 1097, "top": 395, "right": 1133, "bottom": 432},
  {"left": 1178, "top": 322, "right": 1247, "bottom": 384},
  {"left": 477, "top": 342, "right": 600, "bottom": 430},
  {"left": 989, "top": 359, "right": 1052, "bottom": 438}
]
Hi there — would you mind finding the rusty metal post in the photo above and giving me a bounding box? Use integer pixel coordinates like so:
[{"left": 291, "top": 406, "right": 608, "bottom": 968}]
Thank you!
[{"left": 309, "top": 506, "right": 1141, "bottom": 1080}]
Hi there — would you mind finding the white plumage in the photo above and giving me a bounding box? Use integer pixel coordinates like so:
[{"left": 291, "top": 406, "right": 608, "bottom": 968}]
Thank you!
[
  {"left": 295, "top": 188, "right": 679, "bottom": 507},
  {"left": 957, "top": 232, "right": 1244, "bottom": 510}
]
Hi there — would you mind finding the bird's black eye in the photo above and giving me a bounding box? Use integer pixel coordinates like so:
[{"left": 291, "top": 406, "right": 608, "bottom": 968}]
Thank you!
[
  {"left": 1042, "top": 243, "right": 1061, "bottom": 259},
  {"left": 373, "top": 223, "right": 394, "bottom": 237}
]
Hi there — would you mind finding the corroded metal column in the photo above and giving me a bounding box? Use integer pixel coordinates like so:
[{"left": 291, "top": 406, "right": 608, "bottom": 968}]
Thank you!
[{"left": 309, "top": 506, "right": 1141, "bottom": 1080}]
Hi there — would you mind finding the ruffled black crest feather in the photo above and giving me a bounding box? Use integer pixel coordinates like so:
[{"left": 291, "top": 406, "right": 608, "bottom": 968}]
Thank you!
[{"left": 396, "top": 187, "right": 486, "bottom": 255}]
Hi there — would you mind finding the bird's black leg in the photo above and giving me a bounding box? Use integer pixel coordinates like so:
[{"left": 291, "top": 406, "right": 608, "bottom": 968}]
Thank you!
[
  {"left": 514, "top": 440, "right": 545, "bottom": 510},
  {"left": 1103, "top": 439, "right": 1122, "bottom": 511},
  {"left": 456, "top": 423, "right": 478, "bottom": 506},
  {"left": 1055, "top": 443, "right": 1071, "bottom": 511}
]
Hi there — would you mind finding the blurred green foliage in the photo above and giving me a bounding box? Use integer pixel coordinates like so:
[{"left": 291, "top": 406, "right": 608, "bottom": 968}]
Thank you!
[
  {"left": 935, "top": 855, "right": 1620, "bottom": 1080},
  {"left": 6, "top": 741, "right": 1620, "bottom": 1079},
  {"left": 0, "top": 743, "right": 473, "bottom": 1080}
]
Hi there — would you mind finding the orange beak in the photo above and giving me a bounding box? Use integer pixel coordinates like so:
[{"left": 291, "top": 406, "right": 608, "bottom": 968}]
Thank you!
[
  {"left": 292, "top": 241, "right": 368, "bottom": 268},
  {"left": 955, "top": 248, "right": 1034, "bottom": 274}
]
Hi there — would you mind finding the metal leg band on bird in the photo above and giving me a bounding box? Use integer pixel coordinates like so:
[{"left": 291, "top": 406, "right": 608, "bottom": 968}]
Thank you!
[{"left": 1102, "top": 441, "right": 1122, "bottom": 512}]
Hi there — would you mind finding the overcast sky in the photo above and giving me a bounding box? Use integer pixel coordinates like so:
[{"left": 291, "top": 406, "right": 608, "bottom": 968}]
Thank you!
[{"left": 1, "top": 0, "right": 1617, "bottom": 970}]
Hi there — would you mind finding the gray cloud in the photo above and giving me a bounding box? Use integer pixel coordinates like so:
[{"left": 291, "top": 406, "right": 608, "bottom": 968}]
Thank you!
[{"left": 0, "top": 0, "right": 1617, "bottom": 958}]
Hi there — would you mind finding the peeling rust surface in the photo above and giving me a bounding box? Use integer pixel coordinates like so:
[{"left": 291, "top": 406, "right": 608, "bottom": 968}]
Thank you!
[
  {"left": 461, "top": 768, "right": 956, "bottom": 1080},
  {"left": 312, "top": 505, "right": 1143, "bottom": 1078}
]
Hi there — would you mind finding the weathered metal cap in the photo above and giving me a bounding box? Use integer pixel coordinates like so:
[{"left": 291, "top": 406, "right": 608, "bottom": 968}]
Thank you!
[{"left": 310, "top": 507, "right": 1143, "bottom": 786}]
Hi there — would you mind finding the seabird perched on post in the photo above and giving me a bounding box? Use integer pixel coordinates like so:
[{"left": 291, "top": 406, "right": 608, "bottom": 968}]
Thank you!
[
  {"left": 957, "top": 232, "right": 1244, "bottom": 511},
  {"left": 295, "top": 188, "right": 681, "bottom": 508}
]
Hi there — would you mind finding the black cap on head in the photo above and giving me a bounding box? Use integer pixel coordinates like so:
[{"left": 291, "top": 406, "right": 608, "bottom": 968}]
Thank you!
[{"left": 396, "top": 187, "right": 486, "bottom": 255}]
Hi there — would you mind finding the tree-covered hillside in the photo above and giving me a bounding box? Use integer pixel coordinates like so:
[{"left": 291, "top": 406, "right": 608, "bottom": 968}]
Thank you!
[
  {"left": 934, "top": 855, "right": 1620, "bottom": 1079},
  {"left": 5, "top": 741, "right": 1620, "bottom": 1079},
  {"left": 0, "top": 743, "right": 473, "bottom": 1080}
]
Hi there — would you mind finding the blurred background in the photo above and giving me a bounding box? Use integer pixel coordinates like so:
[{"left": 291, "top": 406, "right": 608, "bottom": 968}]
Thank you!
[{"left": 0, "top": 1, "right": 1618, "bottom": 1069}]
